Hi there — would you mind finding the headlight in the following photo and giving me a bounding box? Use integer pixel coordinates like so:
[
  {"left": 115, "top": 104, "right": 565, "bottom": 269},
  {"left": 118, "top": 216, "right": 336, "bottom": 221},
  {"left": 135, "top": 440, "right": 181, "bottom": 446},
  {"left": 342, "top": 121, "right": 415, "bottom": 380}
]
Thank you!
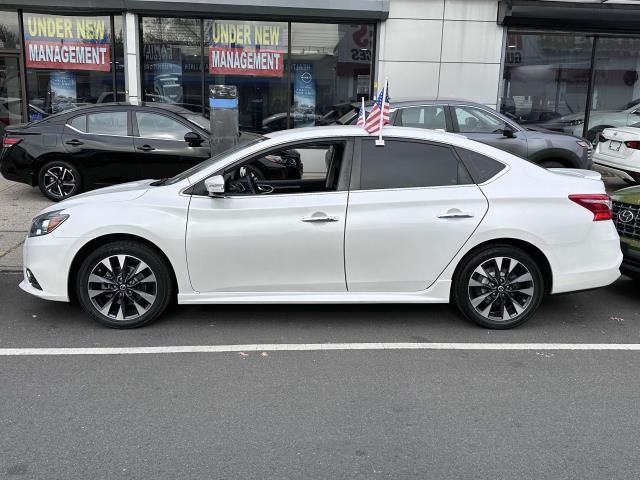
[
  {"left": 568, "top": 119, "right": 584, "bottom": 126},
  {"left": 29, "top": 210, "right": 69, "bottom": 237},
  {"left": 576, "top": 140, "right": 591, "bottom": 149}
]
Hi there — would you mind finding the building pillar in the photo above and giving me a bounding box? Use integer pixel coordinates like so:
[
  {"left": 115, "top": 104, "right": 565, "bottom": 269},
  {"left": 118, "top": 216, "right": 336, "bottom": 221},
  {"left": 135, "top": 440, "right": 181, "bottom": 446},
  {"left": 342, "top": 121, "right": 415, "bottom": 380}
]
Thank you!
[{"left": 123, "top": 12, "right": 141, "bottom": 105}]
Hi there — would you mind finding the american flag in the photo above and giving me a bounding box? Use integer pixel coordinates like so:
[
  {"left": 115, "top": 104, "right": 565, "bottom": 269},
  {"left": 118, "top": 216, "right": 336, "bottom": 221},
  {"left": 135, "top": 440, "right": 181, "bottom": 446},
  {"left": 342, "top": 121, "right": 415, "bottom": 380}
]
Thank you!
[
  {"left": 356, "top": 105, "right": 365, "bottom": 126},
  {"left": 364, "top": 85, "right": 390, "bottom": 134}
]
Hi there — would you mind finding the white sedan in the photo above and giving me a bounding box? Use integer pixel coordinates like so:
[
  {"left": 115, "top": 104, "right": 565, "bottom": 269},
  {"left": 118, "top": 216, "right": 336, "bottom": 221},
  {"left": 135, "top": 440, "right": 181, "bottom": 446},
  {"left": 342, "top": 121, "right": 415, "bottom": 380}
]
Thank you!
[
  {"left": 20, "top": 126, "right": 622, "bottom": 329},
  {"left": 593, "top": 125, "right": 640, "bottom": 184}
]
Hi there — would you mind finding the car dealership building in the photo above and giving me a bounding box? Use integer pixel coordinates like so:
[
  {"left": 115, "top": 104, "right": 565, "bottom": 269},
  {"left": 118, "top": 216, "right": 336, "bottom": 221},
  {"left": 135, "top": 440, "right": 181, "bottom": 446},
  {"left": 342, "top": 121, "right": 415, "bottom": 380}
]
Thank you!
[{"left": 2, "top": 0, "right": 640, "bottom": 139}]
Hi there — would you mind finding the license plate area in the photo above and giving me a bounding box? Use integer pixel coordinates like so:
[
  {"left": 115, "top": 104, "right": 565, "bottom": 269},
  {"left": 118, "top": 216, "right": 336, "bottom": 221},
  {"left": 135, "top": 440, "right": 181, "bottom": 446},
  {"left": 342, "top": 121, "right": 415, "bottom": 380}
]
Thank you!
[{"left": 609, "top": 140, "right": 622, "bottom": 151}]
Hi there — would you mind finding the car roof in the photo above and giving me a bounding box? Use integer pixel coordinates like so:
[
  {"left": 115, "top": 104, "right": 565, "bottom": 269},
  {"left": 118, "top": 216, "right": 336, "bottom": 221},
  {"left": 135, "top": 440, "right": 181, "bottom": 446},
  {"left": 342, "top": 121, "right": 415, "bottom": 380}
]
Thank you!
[{"left": 263, "top": 125, "right": 484, "bottom": 152}]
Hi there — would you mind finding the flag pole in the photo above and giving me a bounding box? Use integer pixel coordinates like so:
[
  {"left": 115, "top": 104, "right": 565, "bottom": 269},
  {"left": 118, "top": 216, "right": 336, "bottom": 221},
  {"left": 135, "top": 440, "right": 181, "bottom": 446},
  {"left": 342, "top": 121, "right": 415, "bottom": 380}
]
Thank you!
[
  {"left": 361, "top": 96, "right": 366, "bottom": 124},
  {"left": 375, "top": 78, "right": 388, "bottom": 146}
]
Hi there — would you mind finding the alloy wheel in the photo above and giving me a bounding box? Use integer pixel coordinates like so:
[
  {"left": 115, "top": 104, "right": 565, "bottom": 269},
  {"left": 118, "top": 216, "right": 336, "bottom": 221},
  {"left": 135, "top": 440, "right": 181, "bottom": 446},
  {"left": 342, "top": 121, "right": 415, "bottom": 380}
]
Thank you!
[
  {"left": 43, "top": 166, "right": 76, "bottom": 199},
  {"left": 87, "top": 254, "right": 158, "bottom": 321},
  {"left": 467, "top": 256, "right": 535, "bottom": 322}
]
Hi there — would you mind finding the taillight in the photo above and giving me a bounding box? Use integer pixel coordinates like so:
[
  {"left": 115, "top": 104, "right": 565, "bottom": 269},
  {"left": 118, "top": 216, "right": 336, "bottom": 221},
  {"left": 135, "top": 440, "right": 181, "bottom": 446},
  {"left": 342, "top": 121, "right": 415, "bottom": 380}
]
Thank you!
[
  {"left": 569, "top": 194, "right": 612, "bottom": 221},
  {"left": 598, "top": 132, "right": 607, "bottom": 143},
  {"left": 2, "top": 136, "right": 22, "bottom": 148},
  {"left": 625, "top": 140, "right": 640, "bottom": 150}
]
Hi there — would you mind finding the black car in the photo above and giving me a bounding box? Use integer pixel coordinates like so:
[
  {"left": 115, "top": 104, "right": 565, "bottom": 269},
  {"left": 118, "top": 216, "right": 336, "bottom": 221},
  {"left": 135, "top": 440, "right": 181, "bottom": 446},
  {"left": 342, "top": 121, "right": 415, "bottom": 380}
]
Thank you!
[
  {"left": 0, "top": 103, "right": 301, "bottom": 201},
  {"left": 336, "top": 99, "right": 593, "bottom": 170}
]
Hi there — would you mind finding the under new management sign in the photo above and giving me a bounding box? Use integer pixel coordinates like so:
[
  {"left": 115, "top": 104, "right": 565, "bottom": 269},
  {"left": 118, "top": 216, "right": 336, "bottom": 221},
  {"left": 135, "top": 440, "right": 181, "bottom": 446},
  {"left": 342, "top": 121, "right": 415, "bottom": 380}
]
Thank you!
[
  {"left": 24, "top": 14, "right": 111, "bottom": 72},
  {"left": 209, "top": 22, "right": 285, "bottom": 77}
]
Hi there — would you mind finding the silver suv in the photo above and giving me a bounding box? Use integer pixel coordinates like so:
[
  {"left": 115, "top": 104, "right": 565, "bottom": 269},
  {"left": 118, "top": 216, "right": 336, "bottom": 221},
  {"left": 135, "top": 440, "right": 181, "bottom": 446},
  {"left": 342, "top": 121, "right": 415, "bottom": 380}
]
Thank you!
[{"left": 338, "top": 99, "right": 593, "bottom": 169}]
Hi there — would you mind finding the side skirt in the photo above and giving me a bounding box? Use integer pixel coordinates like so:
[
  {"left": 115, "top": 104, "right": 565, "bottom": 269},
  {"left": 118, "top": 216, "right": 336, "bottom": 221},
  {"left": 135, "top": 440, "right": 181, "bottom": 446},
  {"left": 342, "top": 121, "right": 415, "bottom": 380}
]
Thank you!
[{"left": 177, "top": 280, "right": 452, "bottom": 305}]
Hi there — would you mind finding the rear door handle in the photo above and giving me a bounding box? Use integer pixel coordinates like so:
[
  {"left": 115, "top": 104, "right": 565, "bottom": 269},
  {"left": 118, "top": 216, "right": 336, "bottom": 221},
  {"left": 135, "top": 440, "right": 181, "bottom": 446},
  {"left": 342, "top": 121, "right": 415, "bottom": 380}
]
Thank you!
[
  {"left": 137, "top": 145, "right": 155, "bottom": 152},
  {"left": 438, "top": 210, "right": 474, "bottom": 219},
  {"left": 65, "top": 139, "right": 83, "bottom": 146},
  {"left": 301, "top": 215, "right": 339, "bottom": 223}
]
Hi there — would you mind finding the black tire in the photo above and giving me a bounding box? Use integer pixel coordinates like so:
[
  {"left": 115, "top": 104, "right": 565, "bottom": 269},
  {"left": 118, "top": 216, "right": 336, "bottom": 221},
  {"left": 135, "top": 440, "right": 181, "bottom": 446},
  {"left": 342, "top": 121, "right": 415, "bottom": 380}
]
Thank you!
[
  {"left": 38, "top": 159, "right": 82, "bottom": 201},
  {"left": 452, "top": 245, "right": 545, "bottom": 329},
  {"left": 76, "top": 241, "right": 173, "bottom": 328},
  {"left": 539, "top": 160, "right": 565, "bottom": 169}
]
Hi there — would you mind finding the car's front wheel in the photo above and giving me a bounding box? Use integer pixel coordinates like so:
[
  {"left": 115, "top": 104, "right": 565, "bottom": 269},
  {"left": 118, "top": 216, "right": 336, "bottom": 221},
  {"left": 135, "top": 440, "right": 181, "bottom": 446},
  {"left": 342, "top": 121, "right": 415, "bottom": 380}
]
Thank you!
[
  {"left": 38, "top": 160, "right": 82, "bottom": 201},
  {"left": 453, "top": 246, "right": 545, "bottom": 329},
  {"left": 76, "top": 241, "right": 173, "bottom": 328}
]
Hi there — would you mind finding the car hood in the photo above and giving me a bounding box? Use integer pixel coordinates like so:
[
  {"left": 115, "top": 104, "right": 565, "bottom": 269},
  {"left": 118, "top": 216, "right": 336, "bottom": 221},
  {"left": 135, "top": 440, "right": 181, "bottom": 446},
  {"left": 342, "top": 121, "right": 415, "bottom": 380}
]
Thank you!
[
  {"left": 611, "top": 185, "right": 640, "bottom": 205},
  {"left": 42, "top": 180, "right": 154, "bottom": 213}
]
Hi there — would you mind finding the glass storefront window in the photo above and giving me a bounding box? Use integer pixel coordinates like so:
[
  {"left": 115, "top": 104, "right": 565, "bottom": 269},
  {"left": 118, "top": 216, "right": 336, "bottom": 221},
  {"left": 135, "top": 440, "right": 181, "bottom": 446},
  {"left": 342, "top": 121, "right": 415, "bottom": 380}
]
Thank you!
[
  {"left": 500, "top": 32, "right": 593, "bottom": 137},
  {"left": 204, "top": 19, "right": 289, "bottom": 133},
  {"left": 140, "top": 18, "right": 374, "bottom": 134},
  {"left": 141, "top": 17, "right": 202, "bottom": 112},
  {"left": 0, "top": 55, "right": 22, "bottom": 134},
  {"left": 290, "top": 23, "right": 373, "bottom": 128},
  {"left": 23, "top": 12, "right": 122, "bottom": 118},
  {"left": 587, "top": 37, "right": 640, "bottom": 142},
  {"left": 0, "top": 11, "right": 21, "bottom": 49}
]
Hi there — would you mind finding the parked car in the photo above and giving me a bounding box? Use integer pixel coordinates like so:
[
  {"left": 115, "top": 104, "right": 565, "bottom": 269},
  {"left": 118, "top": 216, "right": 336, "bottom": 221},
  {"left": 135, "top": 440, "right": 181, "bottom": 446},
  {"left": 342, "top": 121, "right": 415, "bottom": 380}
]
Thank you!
[
  {"left": 611, "top": 186, "right": 640, "bottom": 281},
  {"left": 542, "top": 99, "right": 640, "bottom": 142},
  {"left": 593, "top": 125, "right": 640, "bottom": 184},
  {"left": 337, "top": 99, "right": 593, "bottom": 169},
  {"left": 20, "top": 126, "right": 621, "bottom": 330},
  {"left": 0, "top": 103, "right": 301, "bottom": 201}
]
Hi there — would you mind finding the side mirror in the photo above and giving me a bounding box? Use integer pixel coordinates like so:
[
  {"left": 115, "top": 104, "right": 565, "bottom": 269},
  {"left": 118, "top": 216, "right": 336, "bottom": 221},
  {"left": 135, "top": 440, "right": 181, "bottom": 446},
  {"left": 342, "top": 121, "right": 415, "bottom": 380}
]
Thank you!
[
  {"left": 503, "top": 126, "right": 516, "bottom": 138},
  {"left": 184, "top": 131, "right": 203, "bottom": 146},
  {"left": 204, "top": 175, "right": 225, "bottom": 196}
]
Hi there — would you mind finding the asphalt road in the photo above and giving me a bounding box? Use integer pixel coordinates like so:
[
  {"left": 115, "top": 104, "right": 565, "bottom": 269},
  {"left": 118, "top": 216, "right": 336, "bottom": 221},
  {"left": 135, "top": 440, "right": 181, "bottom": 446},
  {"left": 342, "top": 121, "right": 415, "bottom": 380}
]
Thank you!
[{"left": 2, "top": 272, "right": 640, "bottom": 479}]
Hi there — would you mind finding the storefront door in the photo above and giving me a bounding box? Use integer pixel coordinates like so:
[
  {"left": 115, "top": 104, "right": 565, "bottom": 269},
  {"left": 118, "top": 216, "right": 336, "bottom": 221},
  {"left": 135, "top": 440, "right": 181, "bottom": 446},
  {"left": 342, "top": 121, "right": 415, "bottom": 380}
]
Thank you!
[{"left": 0, "top": 54, "right": 23, "bottom": 135}]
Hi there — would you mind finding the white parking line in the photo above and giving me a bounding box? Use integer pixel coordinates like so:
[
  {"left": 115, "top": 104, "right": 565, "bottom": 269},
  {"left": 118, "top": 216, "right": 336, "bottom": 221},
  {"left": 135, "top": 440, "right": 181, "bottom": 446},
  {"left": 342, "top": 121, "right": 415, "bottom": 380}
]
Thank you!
[{"left": 1, "top": 343, "right": 640, "bottom": 355}]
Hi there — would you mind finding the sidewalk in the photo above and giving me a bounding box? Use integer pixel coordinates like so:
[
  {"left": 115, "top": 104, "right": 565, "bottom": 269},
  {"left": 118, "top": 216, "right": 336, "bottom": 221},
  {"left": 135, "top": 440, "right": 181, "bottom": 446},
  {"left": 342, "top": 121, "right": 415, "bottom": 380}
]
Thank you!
[
  {"left": 0, "top": 177, "right": 51, "bottom": 271},
  {"left": 0, "top": 175, "right": 631, "bottom": 272}
]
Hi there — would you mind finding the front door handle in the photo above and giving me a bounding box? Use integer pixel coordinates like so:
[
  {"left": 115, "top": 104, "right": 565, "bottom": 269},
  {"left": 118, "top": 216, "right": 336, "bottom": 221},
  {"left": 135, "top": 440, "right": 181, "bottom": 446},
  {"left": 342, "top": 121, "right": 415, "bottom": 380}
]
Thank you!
[
  {"left": 301, "top": 215, "right": 339, "bottom": 223},
  {"left": 137, "top": 145, "right": 155, "bottom": 152},
  {"left": 438, "top": 210, "right": 474, "bottom": 219},
  {"left": 65, "top": 139, "right": 83, "bottom": 146}
]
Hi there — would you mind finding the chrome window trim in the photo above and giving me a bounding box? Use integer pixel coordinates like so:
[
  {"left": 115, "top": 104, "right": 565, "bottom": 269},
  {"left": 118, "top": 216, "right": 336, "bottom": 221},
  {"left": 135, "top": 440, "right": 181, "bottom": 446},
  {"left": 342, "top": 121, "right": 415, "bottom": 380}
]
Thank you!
[{"left": 64, "top": 123, "right": 130, "bottom": 138}]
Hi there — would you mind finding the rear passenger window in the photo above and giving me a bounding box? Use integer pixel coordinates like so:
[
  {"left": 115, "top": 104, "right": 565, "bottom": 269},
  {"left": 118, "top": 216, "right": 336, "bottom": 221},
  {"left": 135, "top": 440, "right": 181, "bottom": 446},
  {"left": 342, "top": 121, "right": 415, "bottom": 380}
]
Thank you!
[
  {"left": 87, "top": 112, "right": 128, "bottom": 136},
  {"left": 360, "top": 139, "right": 472, "bottom": 190},
  {"left": 396, "top": 106, "right": 446, "bottom": 130},
  {"left": 455, "top": 147, "right": 506, "bottom": 183},
  {"left": 68, "top": 115, "right": 86, "bottom": 132}
]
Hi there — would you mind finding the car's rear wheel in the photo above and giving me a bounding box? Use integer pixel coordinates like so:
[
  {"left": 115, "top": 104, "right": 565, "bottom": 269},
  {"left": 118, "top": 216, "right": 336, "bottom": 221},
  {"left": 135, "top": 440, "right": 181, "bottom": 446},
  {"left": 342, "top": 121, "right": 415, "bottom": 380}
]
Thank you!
[
  {"left": 76, "top": 241, "right": 173, "bottom": 328},
  {"left": 453, "top": 246, "right": 545, "bottom": 329},
  {"left": 38, "top": 160, "right": 82, "bottom": 201}
]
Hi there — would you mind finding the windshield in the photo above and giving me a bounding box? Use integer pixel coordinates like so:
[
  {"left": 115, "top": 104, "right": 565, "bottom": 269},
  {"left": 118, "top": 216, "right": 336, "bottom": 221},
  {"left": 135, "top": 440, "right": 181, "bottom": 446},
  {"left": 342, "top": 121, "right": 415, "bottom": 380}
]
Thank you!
[
  {"left": 165, "top": 136, "right": 266, "bottom": 185},
  {"left": 182, "top": 113, "right": 210, "bottom": 132},
  {"left": 337, "top": 109, "right": 359, "bottom": 125}
]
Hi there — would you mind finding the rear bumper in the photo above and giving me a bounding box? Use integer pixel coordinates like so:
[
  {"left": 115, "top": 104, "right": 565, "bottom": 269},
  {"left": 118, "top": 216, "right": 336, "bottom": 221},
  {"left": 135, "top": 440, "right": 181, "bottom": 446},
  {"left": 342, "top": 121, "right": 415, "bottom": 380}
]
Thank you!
[
  {"left": 593, "top": 161, "right": 637, "bottom": 182},
  {"left": 0, "top": 149, "right": 37, "bottom": 186},
  {"left": 620, "top": 241, "right": 640, "bottom": 279},
  {"left": 550, "top": 221, "right": 622, "bottom": 294}
]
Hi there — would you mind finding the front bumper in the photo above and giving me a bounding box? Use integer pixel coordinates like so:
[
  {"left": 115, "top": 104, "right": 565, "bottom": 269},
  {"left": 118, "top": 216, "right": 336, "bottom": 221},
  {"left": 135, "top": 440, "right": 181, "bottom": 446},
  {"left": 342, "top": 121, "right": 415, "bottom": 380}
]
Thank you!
[
  {"left": 620, "top": 241, "right": 640, "bottom": 279},
  {"left": 19, "top": 233, "right": 76, "bottom": 302}
]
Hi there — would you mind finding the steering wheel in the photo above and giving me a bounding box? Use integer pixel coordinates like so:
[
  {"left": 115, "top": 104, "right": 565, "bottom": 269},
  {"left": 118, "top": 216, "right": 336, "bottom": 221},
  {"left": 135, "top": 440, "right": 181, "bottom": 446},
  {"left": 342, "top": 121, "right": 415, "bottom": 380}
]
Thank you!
[{"left": 245, "top": 170, "right": 258, "bottom": 195}]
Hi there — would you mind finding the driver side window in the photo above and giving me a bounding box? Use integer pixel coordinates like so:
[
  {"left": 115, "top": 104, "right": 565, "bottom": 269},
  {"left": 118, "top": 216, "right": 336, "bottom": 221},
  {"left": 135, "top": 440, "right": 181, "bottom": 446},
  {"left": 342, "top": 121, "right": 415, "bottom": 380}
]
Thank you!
[
  {"left": 454, "top": 106, "right": 507, "bottom": 134},
  {"left": 220, "top": 141, "right": 347, "bottom": 196}
]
